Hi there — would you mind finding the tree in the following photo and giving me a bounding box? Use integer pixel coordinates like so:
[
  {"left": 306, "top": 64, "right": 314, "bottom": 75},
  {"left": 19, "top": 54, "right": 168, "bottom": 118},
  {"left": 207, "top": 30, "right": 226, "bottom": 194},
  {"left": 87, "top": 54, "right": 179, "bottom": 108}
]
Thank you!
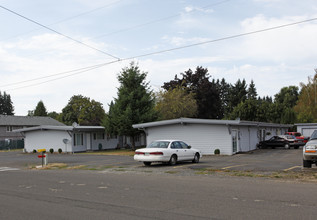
[
  {"left": 273, "top": 86, "right": 299, "bottom": 124},
  {"left": 33, "top": 100, "right": 48, "bottom": 116},
  {"left": 0, "top": 91, "right": 14, "bottom": 115},
  {"left": 163, "top": 66, "right": 222, "bottom": 119},
  {"left": 247, "top": 80, "right": 257, "bottom": 100},
  {"left": 295, "top": 70, "right": 317, "bottom": 122},
  {"left": 227, "top": 79, "right": 247, "bottom": 114},
  {"left": 155, "top": 87, "right": 198, "bottom": 120},
  {"left": 104, "top": 63, "right": 157, "bottom": 149},
  {"left": 62, "top": 95, "right": 105, "bottom": 126}
]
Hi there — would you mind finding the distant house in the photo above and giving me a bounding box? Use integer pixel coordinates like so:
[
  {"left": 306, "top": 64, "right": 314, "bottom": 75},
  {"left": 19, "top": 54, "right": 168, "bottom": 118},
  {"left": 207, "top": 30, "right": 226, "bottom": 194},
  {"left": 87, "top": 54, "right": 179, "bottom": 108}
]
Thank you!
[
  {"left": 295, "top": 123, "right": 317, "bottom": 137},
  {"left": 13, "top": 125, "right": 119, "bottom": 153},
  {"left": 0, "top": 115, "right": 64, "bottom": 141},
  {"left": 133, "top": 118, "right": 291, "bottom": 155}
]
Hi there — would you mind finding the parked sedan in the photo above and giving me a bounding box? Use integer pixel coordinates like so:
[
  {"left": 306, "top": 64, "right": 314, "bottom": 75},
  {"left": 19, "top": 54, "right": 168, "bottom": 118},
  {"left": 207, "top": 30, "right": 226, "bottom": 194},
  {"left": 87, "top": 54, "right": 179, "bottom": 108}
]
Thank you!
[
  {"left": 303, "top": 130, "right": 317, "bottom": 168},
  {"left": 134, "top": 140, "right": 202, "bottom": 166},
  {"left": 258, "top": 135, "right": 303, "bottom": 149}
]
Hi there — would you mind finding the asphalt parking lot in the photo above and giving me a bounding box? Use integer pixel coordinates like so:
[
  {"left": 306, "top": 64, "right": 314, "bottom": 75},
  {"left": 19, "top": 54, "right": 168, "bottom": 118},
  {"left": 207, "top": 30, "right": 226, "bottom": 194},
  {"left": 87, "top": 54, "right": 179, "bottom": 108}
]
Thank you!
[{"left": 0, "top": 147, "right": 311, "bottom": 174}]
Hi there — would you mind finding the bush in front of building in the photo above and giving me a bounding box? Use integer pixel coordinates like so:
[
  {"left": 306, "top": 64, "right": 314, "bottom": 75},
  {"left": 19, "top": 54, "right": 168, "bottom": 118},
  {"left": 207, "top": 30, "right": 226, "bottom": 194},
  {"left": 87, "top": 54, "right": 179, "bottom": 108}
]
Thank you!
[
  {"left": 33, "top": 149, "right": 37, "bottom": 153},
  {"left": 49, "top": 148, "right": 54, "bottom": 154},
  {"left": 214, "top": 149, "right": 220, "bottom": 155},
  {"left": 58, "top": 148, "right": 62, "bottom": 154}
]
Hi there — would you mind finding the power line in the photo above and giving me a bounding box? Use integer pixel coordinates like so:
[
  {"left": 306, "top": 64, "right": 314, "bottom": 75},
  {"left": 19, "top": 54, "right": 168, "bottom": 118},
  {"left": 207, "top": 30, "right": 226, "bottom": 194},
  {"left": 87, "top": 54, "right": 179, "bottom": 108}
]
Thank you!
[
  {"left": 6, "top": 60, "right": 119, "bottom": 91},
  {"left": 3, "top": 16, "right": 317, "bottom": 91},
  {"left": 0, "top": 5, "right": 120, "bottom": 60},
  {"left": 1, "top": 0, "right": 123, "bottom": 42}
]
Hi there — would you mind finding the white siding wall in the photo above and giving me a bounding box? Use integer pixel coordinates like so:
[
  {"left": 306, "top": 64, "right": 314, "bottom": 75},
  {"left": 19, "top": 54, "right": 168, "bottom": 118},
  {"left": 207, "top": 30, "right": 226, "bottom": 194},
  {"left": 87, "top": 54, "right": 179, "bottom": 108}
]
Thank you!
[
  {"left": 237, "top": 126, "right": 259, "bottom": 152},
  {"left": 146, "top": 124, "right": 232, "bottom": 155},
  {"left": 24, "top": 130, "right": 72, "bottom": 153},
  {"left": 297, "top": 125, "right": 317, "bottom": 137},
  {"left": 91, "top": 137, "right": 118, "bottom": 150}
]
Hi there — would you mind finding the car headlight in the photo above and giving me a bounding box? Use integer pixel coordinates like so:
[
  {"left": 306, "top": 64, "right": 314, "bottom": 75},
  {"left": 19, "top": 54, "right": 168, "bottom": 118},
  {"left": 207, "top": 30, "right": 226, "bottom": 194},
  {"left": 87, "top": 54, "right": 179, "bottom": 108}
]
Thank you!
[{"left": 305, "top": 145, "right": 317, "bottom": 153}]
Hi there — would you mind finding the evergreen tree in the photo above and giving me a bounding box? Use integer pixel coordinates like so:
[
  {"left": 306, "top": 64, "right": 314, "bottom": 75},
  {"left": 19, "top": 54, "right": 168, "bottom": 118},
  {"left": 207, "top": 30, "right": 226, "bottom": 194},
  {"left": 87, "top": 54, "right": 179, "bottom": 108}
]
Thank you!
[
  {"left": 247, "top": 80, "right": 257, "bottom": 100},
  {"left": 33, "top": 100, "right": 48, "bottom": 116},
  {"left": 0, "top": 91, "right": 14, "bottom": 115},
  {"left": 104, "top": 63, "right": 157, "bottom": 149}
]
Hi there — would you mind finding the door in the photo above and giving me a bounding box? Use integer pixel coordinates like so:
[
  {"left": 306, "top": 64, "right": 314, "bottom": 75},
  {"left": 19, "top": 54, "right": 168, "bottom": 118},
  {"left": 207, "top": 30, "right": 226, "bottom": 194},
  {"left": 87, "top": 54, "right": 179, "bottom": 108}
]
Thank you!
[
  {"left": 171, "top": 141, "right": 185, "bottom": 161},
  {"left": 179, "top": 141, "right": 194, "bottom": 160},
  {"left": 86, "top": 133, "right": 91, "bottom": 150},
  {"left": 232, "top": 130, "right": 239, "bottom": 153}
]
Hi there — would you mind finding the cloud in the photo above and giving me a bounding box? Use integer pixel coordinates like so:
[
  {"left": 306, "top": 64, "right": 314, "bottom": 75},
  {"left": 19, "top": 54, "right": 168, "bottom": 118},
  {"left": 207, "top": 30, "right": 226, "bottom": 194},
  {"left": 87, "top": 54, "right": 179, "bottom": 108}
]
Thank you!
[{"left": 238, "top": 14, "right": 317, "bottom": 62}]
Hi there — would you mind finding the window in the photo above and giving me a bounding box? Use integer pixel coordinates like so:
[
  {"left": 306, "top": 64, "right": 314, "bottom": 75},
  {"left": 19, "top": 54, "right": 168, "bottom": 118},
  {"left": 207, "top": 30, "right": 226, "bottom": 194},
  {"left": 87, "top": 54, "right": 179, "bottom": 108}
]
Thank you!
[
  {"left": 74, "top": 133, "right": 83, "bottom": 146},
  {"left": 6, "top": 126, "right": 12, "bottom": 132},
  {"left": 94, "top": 133, "right": 105, "bottom": 140}
]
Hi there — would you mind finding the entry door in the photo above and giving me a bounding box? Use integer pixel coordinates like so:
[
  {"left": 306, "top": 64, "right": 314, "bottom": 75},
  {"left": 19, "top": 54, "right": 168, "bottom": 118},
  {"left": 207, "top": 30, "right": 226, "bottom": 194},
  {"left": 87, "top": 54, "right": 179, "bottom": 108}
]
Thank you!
[
  {"left": 86, "top": 133, "right": 91, "bottom": 150},
  {"left": 232, "top": 130, "right": 239, "bottom": 153}
]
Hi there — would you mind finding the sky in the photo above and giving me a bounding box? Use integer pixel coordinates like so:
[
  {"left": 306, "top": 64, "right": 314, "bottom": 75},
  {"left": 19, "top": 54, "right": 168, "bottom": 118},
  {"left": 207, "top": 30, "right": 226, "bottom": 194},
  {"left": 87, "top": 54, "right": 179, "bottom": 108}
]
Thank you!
[{"left": 1, "top": 0, "right": 317, "bottom": 116}]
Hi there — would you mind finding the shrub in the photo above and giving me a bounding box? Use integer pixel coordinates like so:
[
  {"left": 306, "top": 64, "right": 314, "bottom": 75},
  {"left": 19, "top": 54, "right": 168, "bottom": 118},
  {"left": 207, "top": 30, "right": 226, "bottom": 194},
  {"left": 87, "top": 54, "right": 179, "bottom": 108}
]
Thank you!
[
  {"left": 49, "top": 148, "right": 54, "bottom": 154},
  {"left": 214, "top": 149, "right": 220, "bottom": 155},
  {"left": 98, "top": 143, "right": 102, "bottom": 151},
  {"left": 58, "top": 148, "right": 62, "bottom": 154},
  {"left": 33, "top": 149, "right": 37, "bottom": 153}
]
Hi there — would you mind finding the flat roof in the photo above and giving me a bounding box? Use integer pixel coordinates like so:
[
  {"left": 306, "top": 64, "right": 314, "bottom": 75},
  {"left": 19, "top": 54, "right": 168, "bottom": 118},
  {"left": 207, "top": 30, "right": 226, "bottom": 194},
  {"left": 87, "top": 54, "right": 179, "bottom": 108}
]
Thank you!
[
  {"left": 133, "top": 118, "right": 291, "bottom": 129},
  {"left": 13, "top": 125, "right": 105, "bottom": 133}
]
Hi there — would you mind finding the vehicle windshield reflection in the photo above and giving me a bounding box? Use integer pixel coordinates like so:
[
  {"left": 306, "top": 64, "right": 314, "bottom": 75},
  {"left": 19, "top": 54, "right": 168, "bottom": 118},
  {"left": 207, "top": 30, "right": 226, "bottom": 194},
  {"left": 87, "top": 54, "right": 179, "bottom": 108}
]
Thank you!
[
  {"left": 310, "top": 131, "right": 317, "bottom": 140},
  {"left": 147, "top": 141, "right": 170, "bottom": 148}
]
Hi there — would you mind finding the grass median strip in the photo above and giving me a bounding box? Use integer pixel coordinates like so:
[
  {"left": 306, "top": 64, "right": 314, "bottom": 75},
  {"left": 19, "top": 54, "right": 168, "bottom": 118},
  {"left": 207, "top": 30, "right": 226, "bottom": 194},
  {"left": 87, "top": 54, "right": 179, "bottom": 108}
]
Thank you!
[{"left": 195, "top": 167, "right": 317, "bottom": 182}]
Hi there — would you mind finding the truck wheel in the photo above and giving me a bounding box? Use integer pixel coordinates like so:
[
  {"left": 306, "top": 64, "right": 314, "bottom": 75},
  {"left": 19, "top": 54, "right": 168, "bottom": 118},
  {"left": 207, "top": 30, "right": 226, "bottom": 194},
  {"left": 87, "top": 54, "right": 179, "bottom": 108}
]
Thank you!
[{"left": 303, "top": 159, "right": 312, "bottom": 168}]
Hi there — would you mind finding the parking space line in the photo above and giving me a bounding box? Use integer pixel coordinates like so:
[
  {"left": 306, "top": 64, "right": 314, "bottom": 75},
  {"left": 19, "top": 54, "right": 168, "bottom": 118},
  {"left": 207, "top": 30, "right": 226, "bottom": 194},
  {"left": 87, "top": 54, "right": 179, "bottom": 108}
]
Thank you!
[
  {"left": 221, "top": 164, "right": 247, "bottom": 170},
  {"left": 283, "top": 166, "right": 302, "bottom": 171}
]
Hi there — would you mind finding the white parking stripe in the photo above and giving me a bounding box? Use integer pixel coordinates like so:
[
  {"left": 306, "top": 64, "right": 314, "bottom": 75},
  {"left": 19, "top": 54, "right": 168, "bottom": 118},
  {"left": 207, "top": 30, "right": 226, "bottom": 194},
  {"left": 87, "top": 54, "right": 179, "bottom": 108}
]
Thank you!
[{"left": 0, "top": 167, "right": 20, "bottom": 172}]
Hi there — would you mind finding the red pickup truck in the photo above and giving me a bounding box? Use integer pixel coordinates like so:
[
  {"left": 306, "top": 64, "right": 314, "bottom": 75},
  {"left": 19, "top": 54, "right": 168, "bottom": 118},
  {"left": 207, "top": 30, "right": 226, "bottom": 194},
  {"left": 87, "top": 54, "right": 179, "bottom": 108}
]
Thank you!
[{"left": 285, "top": 132, "right": 309, "bottom": 143}]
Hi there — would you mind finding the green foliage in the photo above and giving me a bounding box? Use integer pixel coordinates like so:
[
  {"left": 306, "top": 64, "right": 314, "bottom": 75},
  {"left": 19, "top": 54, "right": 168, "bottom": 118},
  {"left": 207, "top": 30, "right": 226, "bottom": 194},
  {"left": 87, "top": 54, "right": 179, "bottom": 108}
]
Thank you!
[
  {"left": 163, "top": 66, "right": 222, "bottom": 119},
  {"left": 0, "top": 91, "right": 14, "bottom": 115},
  {"left": 214, "top": 149, "right": 220, "bottom": 154},
  {"left": 33, "top": 100, "right": 48, "bottom": 116},
  {"left": 155, "top": 87, "right": 198, "bottom": 120},
  {"left": 295, "top": 70, "right": 317, "bottom": 122},
  {"left": 33, "top": 149, "right": 37, "bottom": 153},
  {"left": 58, "top": 148, "right": 62, "bottom": 153},
  {"left": 104, "top": 63, "right": 157, "bottom": 149},
  {"left": 62, "top": 95, "right": 105, "bottom": 125},
  {"left": 49, "top": 148, "right": 54, "bottom": 154}
]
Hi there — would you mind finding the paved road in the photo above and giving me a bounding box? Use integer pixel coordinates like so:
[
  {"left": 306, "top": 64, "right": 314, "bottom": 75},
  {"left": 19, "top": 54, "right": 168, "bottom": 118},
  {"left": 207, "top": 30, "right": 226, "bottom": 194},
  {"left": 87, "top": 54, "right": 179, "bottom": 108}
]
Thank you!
[{"left": 1, "top": 169, "right": 317, "bottom": 219}]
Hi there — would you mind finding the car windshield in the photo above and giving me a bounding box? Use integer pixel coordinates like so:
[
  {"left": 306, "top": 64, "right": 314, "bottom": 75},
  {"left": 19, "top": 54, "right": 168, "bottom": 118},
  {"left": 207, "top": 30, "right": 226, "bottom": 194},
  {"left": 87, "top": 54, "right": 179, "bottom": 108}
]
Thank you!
[
  {"left": 310, "top": 130, "right": 317, "bottom": 140},
  {"left": 147, "top": 141, "right": 170, "bottom": 148}
]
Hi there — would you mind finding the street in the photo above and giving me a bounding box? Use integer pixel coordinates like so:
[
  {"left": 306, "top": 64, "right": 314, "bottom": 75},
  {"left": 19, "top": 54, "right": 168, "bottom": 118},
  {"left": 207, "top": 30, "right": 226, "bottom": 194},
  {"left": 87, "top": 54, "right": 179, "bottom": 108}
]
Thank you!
[{"left": 1, "top": 168, "right": 317, "bottom": 219}]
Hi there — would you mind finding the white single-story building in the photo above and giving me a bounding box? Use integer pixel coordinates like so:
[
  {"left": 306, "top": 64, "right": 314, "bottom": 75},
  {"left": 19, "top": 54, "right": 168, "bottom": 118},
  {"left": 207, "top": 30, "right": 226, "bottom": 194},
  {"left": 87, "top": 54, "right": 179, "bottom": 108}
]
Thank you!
[
  {"left": 14, "top": 125, "right": 118, "bottom": 153},
  {"left": 133, "top": 118, "right": 291, "bottom": 155},
  {"left": 295, "top": 123, "right": 317, "bottom": 137}
]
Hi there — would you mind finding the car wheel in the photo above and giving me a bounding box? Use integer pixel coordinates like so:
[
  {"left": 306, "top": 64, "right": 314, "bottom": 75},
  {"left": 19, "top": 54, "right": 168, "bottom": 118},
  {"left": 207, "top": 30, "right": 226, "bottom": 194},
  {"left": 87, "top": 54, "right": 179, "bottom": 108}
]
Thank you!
[
  {"left": 284, "top": 144, "right": 290, "bottom": 149},
  {"left": 192, "top": 153, "right": 200, "bottom": 163},
  {"left": 303, "top": 159, "right": 312, "bottom": 168},
  {"left": 169, "top": 155, "right": 177, "bottom": 166},
  {"left": 143, "top": 162, "right": 151, "bottom": 166}
]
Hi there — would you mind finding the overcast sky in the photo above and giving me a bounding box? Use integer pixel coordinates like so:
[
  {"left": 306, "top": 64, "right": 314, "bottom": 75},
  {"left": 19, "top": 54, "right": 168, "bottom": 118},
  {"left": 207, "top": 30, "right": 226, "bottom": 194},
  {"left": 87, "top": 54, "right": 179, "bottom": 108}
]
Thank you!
[{"left": 1, "top": 0, "right": 317, "bottom": 116}]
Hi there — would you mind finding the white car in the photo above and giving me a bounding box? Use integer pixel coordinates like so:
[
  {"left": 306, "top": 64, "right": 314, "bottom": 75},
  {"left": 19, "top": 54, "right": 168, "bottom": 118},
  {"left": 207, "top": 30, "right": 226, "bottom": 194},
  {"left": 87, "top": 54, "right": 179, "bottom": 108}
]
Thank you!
[
  {"left": 134, "top": 140, "right": 202, "bottom": 166},
  {"left": 303, "top": 130, "right": 317, "bottom": 168}
]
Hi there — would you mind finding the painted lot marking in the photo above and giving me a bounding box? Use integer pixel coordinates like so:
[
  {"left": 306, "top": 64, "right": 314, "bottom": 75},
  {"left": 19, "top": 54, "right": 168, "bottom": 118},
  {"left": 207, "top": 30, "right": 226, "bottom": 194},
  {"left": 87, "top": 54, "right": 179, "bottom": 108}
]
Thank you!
[
  {"left": 0, "top": 167, "right": 20, "bottom": 172},
  {"left": 221, "top": 164, "right": 247, "bottom": 170},
  {"left": 283, "top": 166, "right": 302, "bottom": 171}
]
